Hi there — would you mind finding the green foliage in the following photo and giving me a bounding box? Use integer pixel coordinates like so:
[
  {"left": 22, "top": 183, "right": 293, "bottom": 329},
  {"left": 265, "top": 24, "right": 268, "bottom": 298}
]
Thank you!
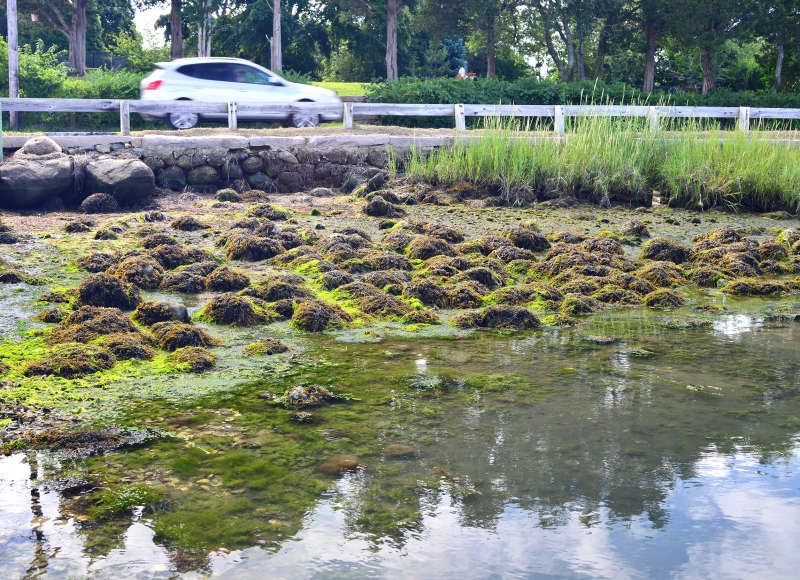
[{"left": 0, "top": 39, "right": 67, "bottom": 98}]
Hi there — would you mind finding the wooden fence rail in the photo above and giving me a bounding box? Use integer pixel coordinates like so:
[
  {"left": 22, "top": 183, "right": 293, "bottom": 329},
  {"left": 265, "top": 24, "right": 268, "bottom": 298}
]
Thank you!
[{"left": 1, "top": 98, "right": 799, "bottom": 137}]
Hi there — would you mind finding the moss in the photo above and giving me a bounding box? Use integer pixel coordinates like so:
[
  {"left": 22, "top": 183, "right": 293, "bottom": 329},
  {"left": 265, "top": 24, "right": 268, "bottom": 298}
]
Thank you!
[
  {"left": 640, "top": 237, "right": 690, "bottom": 264},
  {"left": 290, "top": 299, "right": 351, "bottom": 332},
  {"left": 225, "top": 234, "right": 284, "bottom": 261},
  {"left": 643, "top": 288, "right": 685, "bottom": 308},
  {"left": 199, "top": 294, "right": 267, "bottom": 327},
  {"left": 169, "top": 347, "right": 217, "bottom": 372},
  {"left": 452, "top": 305, "right": 540, "bottom": 330},
  {"left": 171, "top": 216, "right": 208, "bottom": 231},
  {"left": 49, "top": 306, "right": 138, "bottom": 344},
  {"left": 151, "top": 321, "right": 222, "bottom": 351},
  {"left": 244, "top": 339, "right": 290, "bottom": 356},
  {"left": 206, "top": 266, "right": 250, "bottom": 292},
  {"left": 24, "top": 343, "right": 115, "bottom": 378},
  {"left": 112, "top": 256, "right": 164, "bottom": 290},
  {"left": 96, "top": 332, "right": 156, "bottom": 361}
]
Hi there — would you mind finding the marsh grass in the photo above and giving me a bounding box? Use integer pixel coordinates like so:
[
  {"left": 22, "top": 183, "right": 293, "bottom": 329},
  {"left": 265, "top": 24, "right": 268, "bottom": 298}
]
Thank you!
[{"left": 404, "top": 111, "right": 800, "bottom": 212}]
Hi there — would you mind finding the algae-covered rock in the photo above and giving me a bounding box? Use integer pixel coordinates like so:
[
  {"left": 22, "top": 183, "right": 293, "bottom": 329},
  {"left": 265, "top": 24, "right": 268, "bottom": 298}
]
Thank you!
[
  {"left": 225, "top": 234, "right": 284, "bottom": 261},
  {"left": 640, "top": 237, "right": 690, "bottom": 264},
  {"left": 169, "top": 346, "right": 217, "bottom": 372},
  {"left": 690, "top": 267, "right": 724, "bottom": 288},
  {"left": 282, "top": 384, "right": 340, "bottom": 408},
  {"left": 200, "top": 294, "right": 267, "bottom": 327},
  {"left": 319, "top": 455, "right": 360, "bottom": 475},
  {"left": 360, "top": 293, "right": 412, "bottom": 317},
  {"left": 384, "top": 444, "right": 416, "bottom": 459},
  {"left": 320, "top": 269, "right": 354, "bottom": 290},
  {"left": 453, "top": 305, "right": 540, "bottom": 330},
  {"left": 364, "top": 195, "right": 404, "bottom": 217},
  {"left": 643, "top": 288, "right": 685, "bottom": 308},
  {"left": 776, "top": 229, "right": 800, "bottom": 249},
  {"left": 291, "top": 299, "right": 351, "bottom": 332},
  {"left": 63, "top": 220, "right": 92, "bottom": 233},
  {"left": 621, "top": 219, "right": 650, "bottom": 238},
  {"left": 159, "top": 270, "right": 206, "bottom": 294},
  {"left": 149, "top": 244, "right": 191, "bottom": 270},
  {"left": 50, "top": 305, "right": 138, "bottom": 344},
  {"left": 141, "top": 233, "right": 178, "bottom": 249},
  {"left": 445, "top": 282, "right": 484, "bottom": 309},
  {"left": 35, "top": 307, "right": 69, "bottom": 324},
  {"left": 244, "top": 339, "right": 290, "bottom": 356},
  {"left": 635, "top": 261, "right": 686, "bottom": 288},
  {"left": 403, "top": 278, "right": 448, "bottom": 307},
  {"left": 0, "top": 268, "right": 25, "bottom": 284},
  {"left": 400, "top": 309, "right": 441, "bottom": 324},
  {"left": 559, "top": 293, "right": 603, "bottom": 315},
  {"left": 24, "top": 343, "right": 115, "bottom": 378},
  {"left": 171, "top": 216, "right": 208, "bottom": 231},
  {"left": 151, "top": 321, "right": 221, "bottom": 351},
  {"left": 362, "top": 251, "right": 413, "bottom": 271},
  {"left": 406, "top": 236, "right": 452, "bottom": 260},
  {"left": 75, "top": 273, "right": 141, "bottom": 309},
  {"left": 721, "top": 278, "right": 789, "bottom": 296},
  {"left": 242, "top": 277, "right": 310, "bottom": 302},
  {"left": 215, "top": 188, "right": 241, "bottom": 202},
  {"left": 504, "top": 226, "right": 550, "bottom": 252}
]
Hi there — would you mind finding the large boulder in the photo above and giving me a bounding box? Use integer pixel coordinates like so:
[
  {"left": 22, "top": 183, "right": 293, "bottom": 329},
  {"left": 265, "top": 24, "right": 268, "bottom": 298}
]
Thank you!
[
  {"left": 0, "top": 137, "right": 73, "bottom": 208},
  {"left": 85, "top": 158, "right": 155, "bottom": 205}
]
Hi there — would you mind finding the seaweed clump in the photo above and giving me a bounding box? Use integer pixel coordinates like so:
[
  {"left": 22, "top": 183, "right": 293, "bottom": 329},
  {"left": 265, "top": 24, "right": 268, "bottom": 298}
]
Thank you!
[
  {"left": 643, "top": 289, "right": 685, "bottom": 308},
  {"left": 199, "top": 294, "right": 267, "bottom": 327},
  {"left": 132, "top": 301, "right": 190, "bottom": 326},
  {"left": 171, "top": 216, "right": 208, "bottom": 231},
  {"left": 640, "top": 238, "right": 690, "bottom": 264},
  {"left": 291, "top": 299, "right": 351, "bottom": 332},
  {"left": 245, "top": 339, "right": 290, "bottom": 356},
  {"left": 169, "top": 347, "right": 217, "bottom": 372},
  {"left": 205, "top": 266, "right": 250, "bottom": 291},
  {"left": 225, "top": 234, "right": 284, "bottom": 261},
  {"left": 151, "top": 321, "right": 221, "bottom": 351},
  {"left": 49, "top": 306, "right": 138, "bottom": 343},
  {"left": 97, "top": 333, "right": 156, "bottom": 361},
  {"left": 75, "top": 273, "right": 141, "bottom": 310},
  {"left": 24, "top": 343, "right": 115, "bottom": 378},
  {"left": 112, "top": 256, "right": 164, "bottom": 289},
  {"left": 453, "top": 305, "right": 540, "bottom": 330}
]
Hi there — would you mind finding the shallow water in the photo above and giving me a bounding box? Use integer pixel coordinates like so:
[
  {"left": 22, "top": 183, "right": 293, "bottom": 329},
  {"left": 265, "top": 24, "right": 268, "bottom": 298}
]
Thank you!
[{"left": 1, "top": 302, "right": 799, "bottom": 579}]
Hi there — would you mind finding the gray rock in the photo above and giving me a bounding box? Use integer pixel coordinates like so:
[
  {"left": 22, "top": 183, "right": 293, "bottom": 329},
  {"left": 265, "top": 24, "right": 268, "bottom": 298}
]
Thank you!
[
  {"left": 175, "top": 154, "right": 193, "bottom": 170},
  {"left": 264, "top": 157, "right": 282, "bottom": 178},
  {"left": 308, "top": 187, "right": 334, "bottom": 197},
  {"left": 94, "top": 144, "right": 112, "bottom": 154},
  {"left": 85, "top": 158, "right": 155, "bottom": 205},
  {"left": 246, "top": 172, "right": 272, "bottom": 190},
  {"left": 277, "top": 150, "right": 299, "bottom": 164},
  {"left": 0, "top": 154, "right": 73, "bottom": 208},
  {"left": 204, "top": 148, "right": 228, "bottom": 167},
  {"left": 241, "top": 156, "right": 263, "bottom": 174},
  {"left": 19, "top": 136, "right": 61, "bottom": 156},
  {"left": 367, "top": 149, "right": 387, "bottom": 167},
  {"left": 167, "top": 303, "right": 190, "bottom": 323},
  {"left": 143, "top": 156, "right": 165, "bottom": 170},
  {"left": 278, "top": 171, "right": 304, "bottom": 192},
  {"left": 225, "top": 163, "right": 244, "bottom": 181},
  {"left": 186, "top": 165, "right": 220, "bottom": 186},
  {"left": 160, "top": 166, "right": 186, "bottom": 190}
]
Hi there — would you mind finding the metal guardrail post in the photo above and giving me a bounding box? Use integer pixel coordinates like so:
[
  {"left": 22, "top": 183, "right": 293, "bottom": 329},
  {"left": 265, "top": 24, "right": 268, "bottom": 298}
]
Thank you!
[
  {"left": 119, "top": 100, "right": 130, "bottom": 136},
  {"left": 343, "top": 102, "right": 354, "bottom": 129},
  {"left": 227, "top": 101, "right": 238, "bottom": 130},
  {"left": 738, "top": 106, "right": 750, "bottom": 134},
  {"left": 554, "top": 105, "right": 565, "bottom": 136},
  {"left": 454, "top": 103, "right": 466, "bottom": 131}
]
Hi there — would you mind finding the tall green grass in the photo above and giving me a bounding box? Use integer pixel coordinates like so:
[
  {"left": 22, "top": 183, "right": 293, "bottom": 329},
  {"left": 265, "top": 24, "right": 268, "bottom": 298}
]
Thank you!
[{"left": 404, "top": 115, "right": 800, "bottom": 213}]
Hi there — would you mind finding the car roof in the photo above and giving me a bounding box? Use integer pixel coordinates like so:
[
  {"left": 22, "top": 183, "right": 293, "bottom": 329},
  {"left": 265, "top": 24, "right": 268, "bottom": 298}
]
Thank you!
[{"left": 156, "top": 57, "right": 262, "bottom": 69}]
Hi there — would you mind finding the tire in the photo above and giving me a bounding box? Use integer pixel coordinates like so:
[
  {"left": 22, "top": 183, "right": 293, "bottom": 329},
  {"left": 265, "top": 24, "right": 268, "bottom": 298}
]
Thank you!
[
  {"left": 290, "top": 112, "right": 320, "bottom": 128},
  {"left": 168, "top": 111, "right": 200, "bottom": 130}
]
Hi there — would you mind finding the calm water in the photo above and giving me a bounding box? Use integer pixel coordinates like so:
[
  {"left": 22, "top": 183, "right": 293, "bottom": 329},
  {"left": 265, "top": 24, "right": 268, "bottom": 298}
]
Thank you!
[{"left": 1, "top": 306, "right": 799, "bottom": 579}]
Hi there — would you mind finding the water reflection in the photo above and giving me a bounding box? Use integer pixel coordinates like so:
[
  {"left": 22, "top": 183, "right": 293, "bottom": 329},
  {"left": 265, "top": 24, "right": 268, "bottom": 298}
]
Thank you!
[{"left": 1, "top": 310, "right": 799, "bottom": 578}]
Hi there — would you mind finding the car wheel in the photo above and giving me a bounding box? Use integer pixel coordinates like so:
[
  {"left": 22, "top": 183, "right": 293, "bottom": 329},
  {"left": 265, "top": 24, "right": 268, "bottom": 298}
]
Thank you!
[
  {"left": 290, "top": 112, "right": 320, "bottom": 128},
  {"left": 168, "top": 112, "right": 199, "bottom": 130}
]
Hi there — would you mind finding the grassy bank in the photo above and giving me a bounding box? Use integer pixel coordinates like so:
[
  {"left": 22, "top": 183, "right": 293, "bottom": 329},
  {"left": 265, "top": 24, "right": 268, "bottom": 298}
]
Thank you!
[{"left": 404, "top": 116, "right": 800, "bottom": 213}]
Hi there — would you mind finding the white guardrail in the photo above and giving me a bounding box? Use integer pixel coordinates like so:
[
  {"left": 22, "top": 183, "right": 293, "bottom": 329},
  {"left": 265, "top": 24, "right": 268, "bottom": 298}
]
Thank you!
[{"left": 2, "top": 98, "right": 800, "bottom": 136}]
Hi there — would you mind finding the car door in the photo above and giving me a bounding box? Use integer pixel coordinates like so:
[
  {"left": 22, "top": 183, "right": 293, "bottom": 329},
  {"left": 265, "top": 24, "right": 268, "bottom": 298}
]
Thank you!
[
  {"left": 224, "top": 64, "right": 297, "bottom": 120},
  {"left": 175, "top": 63, "right": 234, "bottom": 119}
]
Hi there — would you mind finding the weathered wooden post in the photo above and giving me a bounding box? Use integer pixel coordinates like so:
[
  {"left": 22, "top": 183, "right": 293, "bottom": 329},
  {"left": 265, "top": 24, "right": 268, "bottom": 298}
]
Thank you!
[
  {"left": 119, "top": 100, "right": 131, "bottom": 136},
  {"left": 647, "top": 106, "right": 659, "bottom": 131},
  {"left": 738, "top": 106, "right": 750, "bottom": 134},
  {"left": 227, "top": 101, "right": 238, "bottom": 130},
  {"left": 343, "top": 102, "right": 354, "bottom": 129},
  {"left": 554, "top": 105, "right": 565, "bottom": 136},
  {"left": 454, "top": 103, "right": 466, "bottom": 131},
  {"left": 7, "top": 0, "right": 19, "bottom": 129}
]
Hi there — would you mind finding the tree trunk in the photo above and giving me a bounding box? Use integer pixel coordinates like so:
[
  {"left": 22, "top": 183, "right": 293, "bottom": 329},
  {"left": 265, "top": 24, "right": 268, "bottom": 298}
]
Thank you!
[
  {"left": 642, "top": 20, "right": 656, "bottom": 94},
  {"left": 563, "top": 20, "right": 575, "bottom": 82},
  {"left": 170, "top": 0, "right": 183, "bottom": 59},
  {"left": 271, "top": 0, "right": 282, "bottom": 71},
  {"left": 70, "top": 0, "right": 88, "bottom": 76},
  {"left": 7, "top": 0, "right": 18, "bottom": 128},
  {"left": 385, "top": 0, "right": 398, "bottom": 79},
  {"left": 486, "top": 12, "right": 496, "bottom": 79},
  {"left": 576, "top": 32, "right": 585, "bottom": 81},
  {"left": 701, "top": 50, "right": 715, "bottom": 96},
  {"left": 773, "top": 41, "right": 784, "bottom": 93}
]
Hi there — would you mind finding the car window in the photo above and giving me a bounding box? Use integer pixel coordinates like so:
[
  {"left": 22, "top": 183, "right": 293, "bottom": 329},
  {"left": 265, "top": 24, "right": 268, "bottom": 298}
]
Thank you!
[
  {"left": 228, "top": 64, "right": 278, "bottom": 85},
  {"left": 177, "top": 63, "right": 231, "bottom": 82}
]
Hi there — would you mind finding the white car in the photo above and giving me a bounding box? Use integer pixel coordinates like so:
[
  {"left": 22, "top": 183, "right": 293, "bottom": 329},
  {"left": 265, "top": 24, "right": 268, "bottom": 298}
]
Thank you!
[{"left": 139, "top": 57, "right": 342, "bottom": 129}]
